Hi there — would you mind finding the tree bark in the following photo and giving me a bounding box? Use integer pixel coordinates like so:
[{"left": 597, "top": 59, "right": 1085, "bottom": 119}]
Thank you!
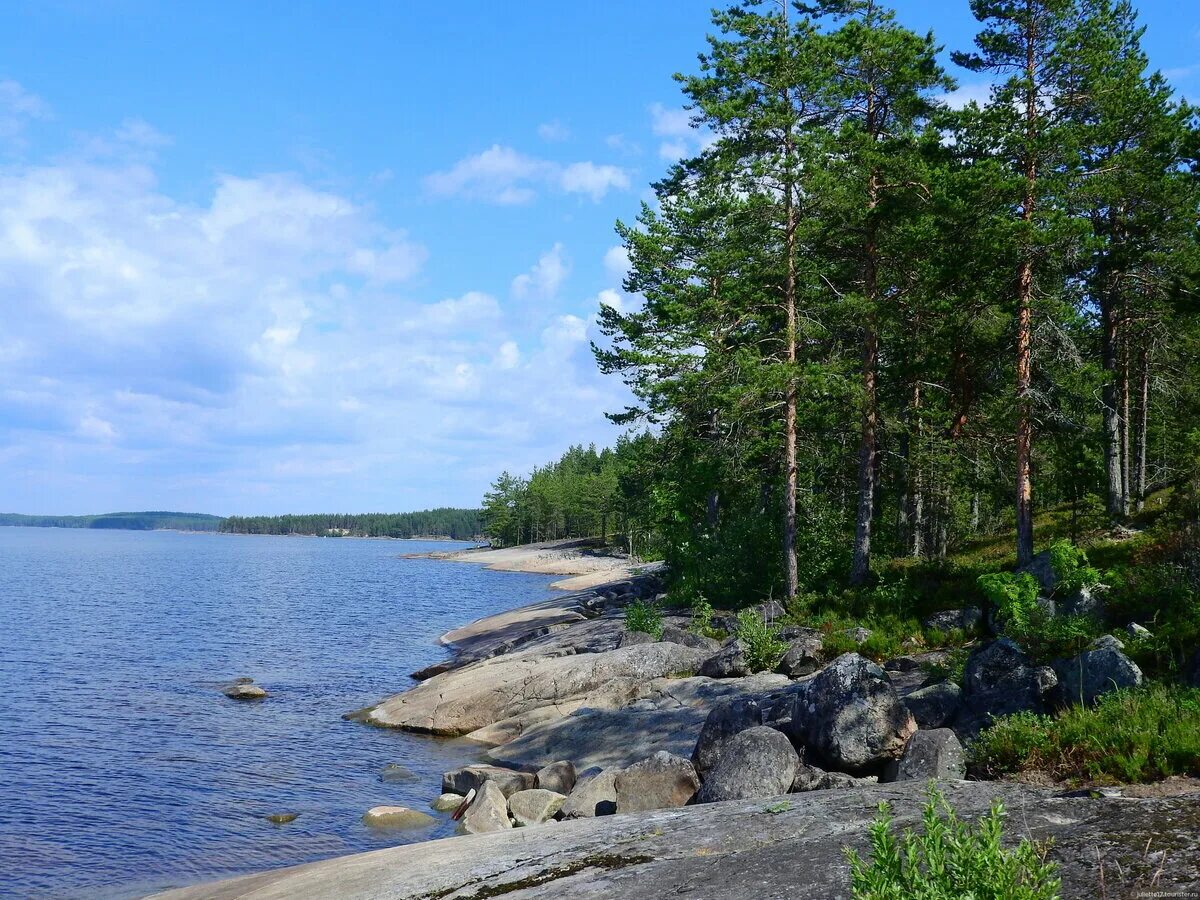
[
  {"left": 1014, "top": 18, "right": 1038, "bottom": 569},
  {"left": 1134, "top": 343, "right": 1150, "bottom": 511},
  {"left": 1101, "top": 289, "right": 1125, "bottom": 520}
]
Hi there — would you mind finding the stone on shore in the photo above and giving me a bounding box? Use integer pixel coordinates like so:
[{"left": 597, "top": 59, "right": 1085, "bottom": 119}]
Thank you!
[
  {"left": 699, "top": 639, "right": 752, "bottom": 678},
  {"left": 1053, "top": 635, "right": 1142, "bottom": 707},
  {"left": 222, "top": 682, "right": 266, "bottom": 700},
  {"left": 786, "top": 653, "right": 916, "bottom": 774},
  {"left": 904, "top": 681, "right": 963, "bottom": 729},
  {"left": 535, "top": 761, "right": 576, "bottom": 795},
  {"left": 508, "top": 789, "right": 567, "bottom": 826},
  {"left": 614, "top": 752, "right": 699, "bottom": 813},
  {"left": 363, "top": 641, "right": 711, "bottom": 735},
  {"left": 791, "top": 764, "right": 869, "bottom": 792},
  {"left": 459, "top": 781, "right": 511, "bottom": 834},
  {"left": 559, "top": 767, "right": 618, "bottom": 818},
  {"left": 361, "top": 806, "right": 436, "bottom": 829},
  {"left": 691, "top": 696, "right": 763, "bottom": 777},
  {"left": 882, "top": 729, "right": 966, "bottom": 782},
  {"left": 695, "top": 726, "right": 799, "bottom": 803},
  {"left": 618, "top": 630, "right": 655, "bottom": 648},
  {"left": 430, "top": 793, "right": 462, "bottom": 812},
  {"left": 442, "top": 765, "right": 535, "bottom": 798},
  {"left": 660, "top": 624, "right": 721, "bottom": 652}
]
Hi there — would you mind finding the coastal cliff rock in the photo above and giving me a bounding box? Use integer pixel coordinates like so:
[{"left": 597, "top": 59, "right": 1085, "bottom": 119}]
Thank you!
[{"left": 150, "top": 781, "right": 1200, "bottom": 900}]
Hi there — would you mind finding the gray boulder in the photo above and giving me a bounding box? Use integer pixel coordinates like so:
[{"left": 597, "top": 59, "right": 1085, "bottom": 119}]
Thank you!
[
  {"left": 223, "top": 682, "right": 266, "bottom": 700},
  {"left": 1053, "top": 635, "right": 1142, "bottom": 707},
  {"left": 958, "top": 638, "right": 1057, "bottom": 735},
  {"left": 882, "top": 729, "right": 966, "bottom": 782},
  {"left": 618, "top": 630, "right": 655, "bottom": 648},
  {"left": 430, "top": 793, "right": 462, "bottom": 812},
  {"left": 700, "top": 640, "right": 752, "bottom": 678},
  {"left": 751, "top": 600, "right": 787, "bottom": 622},
  {"left": 1126, "top": 622, "right": 1152, "bottom": 639},
  {"left": 778, "top": 633, "right": 823, "bottom": 678},
  {"left": 921, "top": 607, "right": 983, "bottom": 633},
  {"left": 786, "top": 653, "right": 916, "bottom": 774},
  {"left": 442, "top": 765, "right": 535, "bottom": 798},
  {"left": 1058, "top": 585, "right": 1105, "bottom": 619},
  {"left": 559, "top": 767, "right": 618, "bottom": 818},
  {"left": 459, "top": 781, "right": 511, "bottom": 834},
  {"left": 507, "top": 789, "right": 566, "bottom": 826},
  {"left": 904, "top": 681, "right": 963, "bottom": 729},
  {"left": 791, "top": 763, "right": 873, "bottom": 792},
  {"left": 1017, "top": 550, "right": 1058, "bottom": 593},
  {"left": 535, "top": 760, "right": 576, "bottom": 795},
  {"left": 695, "top": 727, "right": 799, "bottom": 803},
  {"left": 691, "top": 696, "right": 763, "bottom": 777},
  {"left": 660, "top": 624, "right": 721, "bottom": 652},
  {"left": 380, "top": 764, "right": 418, "bottom": 784},
  {"left": 614, "top": 752, "right": 700, "bottom": 813}
]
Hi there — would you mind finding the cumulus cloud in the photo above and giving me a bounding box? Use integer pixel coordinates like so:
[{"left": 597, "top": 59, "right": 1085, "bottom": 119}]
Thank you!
[
  {"left": 939, "top": 82, "right": 994, "bottom": 110},
  {"left": 603, "top": 245, "right": 630, "bottom": 281},
  {"left": 424, "top": 144, "right": 631, "bottom": 204},
  {"left": 537, "top": 120, "right": 571, "bottom": 141},
  {"left": 648, "top": 102, "right": 712, "bottom": 162},
  {"left": 512, "top": 243, "right": 570, "bottom": 300}
]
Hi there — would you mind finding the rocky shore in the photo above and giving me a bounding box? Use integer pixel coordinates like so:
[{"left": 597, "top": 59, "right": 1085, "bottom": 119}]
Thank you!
[
  {"left": 155, "top": 566, "right": 1200, "bottom": 898},
  {"left": 403, "top": 537, "right": 648, "bottom": 591}
]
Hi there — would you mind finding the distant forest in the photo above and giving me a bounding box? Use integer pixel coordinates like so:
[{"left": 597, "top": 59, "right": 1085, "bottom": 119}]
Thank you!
[
  {"left": 218, "top": 508, "right": 483, "bottom": 540},
  {"left": 0, "top": 512, "right": 224, "bottom": 531}
]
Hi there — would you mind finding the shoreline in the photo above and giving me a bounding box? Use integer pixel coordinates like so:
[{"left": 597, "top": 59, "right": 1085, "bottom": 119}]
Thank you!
[{"left": 404, "top": 537, "right": 649, "bottom": 591}]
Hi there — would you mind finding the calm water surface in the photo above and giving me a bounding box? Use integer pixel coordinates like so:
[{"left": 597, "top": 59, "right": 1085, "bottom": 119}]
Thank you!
[{"left": 0, "top": 527, "right": 558, "bottom": 899}]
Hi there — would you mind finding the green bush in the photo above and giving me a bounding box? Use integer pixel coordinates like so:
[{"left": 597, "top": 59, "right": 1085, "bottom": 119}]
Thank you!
[
  {"left": 624, "top": 598, "right": 663, "bottom": 639},
  {"left": 687, "top": 596, "right": 720, "bottom": 639},
  {"left": 734, "top": 608, "right": 787, "bottom": 672},
  {"left": 969, "top": 684, "right": 1200, "bottom": 784},
  {"left": 978, "top": 572, "right": 1040, "bottom": 631},
  {"left": 845, "top": 785, "right": 1060, "bottom": 899},
  {"left": 1047, "top": 539, "right": 1101, "bottom": 593}
]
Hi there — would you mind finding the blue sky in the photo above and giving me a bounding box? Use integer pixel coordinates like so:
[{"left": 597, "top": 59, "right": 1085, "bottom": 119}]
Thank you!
[{"left": 0, "top": 1, "right": 1196, "bottom": 516}]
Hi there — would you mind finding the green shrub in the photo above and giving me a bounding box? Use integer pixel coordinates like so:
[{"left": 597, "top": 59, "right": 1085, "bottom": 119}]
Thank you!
[
  {"left": 978, "top": 572, "right": 1041, "bottom": 631},
  {"left": 734, "top": 608, "right": 787, "bottom": 672},
  {"left": 969, "top": 684, "right": 1200, "bottom": 784},
  {"left": 687, "top": 596, "right": 720, "bottom": 639},
  {"left": 923, "top": 646, "right": 970, "bottom": 686},
  {"left": 1047, "top": 539, "right": 1101, "bottom": 593},
  {"left": 845, "top": 785, "right": 1060, "bottom": 899},
  {"left": 624, "top": 598, "right": 663, "bottom": 638}
]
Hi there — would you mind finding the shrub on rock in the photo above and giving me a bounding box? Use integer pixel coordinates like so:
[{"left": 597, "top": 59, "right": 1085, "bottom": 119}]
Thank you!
[
  {"left": 695, "top": 726, "right": 799, "bottom": 803},
  {"left": 614, "top": 752, "right": 699, "bottom": 813}
]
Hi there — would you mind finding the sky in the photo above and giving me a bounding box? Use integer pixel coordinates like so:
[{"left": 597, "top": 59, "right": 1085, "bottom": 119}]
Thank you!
[{"left": 0, "top": 1, "right": 1196, "bottom": 516}]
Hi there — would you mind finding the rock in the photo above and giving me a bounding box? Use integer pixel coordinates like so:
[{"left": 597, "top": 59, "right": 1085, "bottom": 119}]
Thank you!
[
  {"left": 618, "top": 630, "right": 655, "bottom": 648},
  {"left": 410, "top": 661, "right": 453, "bottom": 681},
  {"left": 751, "top": 600, "right": 787, "bottom": 622},
  {"left": 695, "top": 727, "right": 799, "bottom": 803},
  {"left": 1058, "top": 585, "right": 1105, "bottom": 619},
  {"left": 883, "top": 655, "right": 923, "bottom": 672},
  {"left": 786, "top": 653, "right": 916, "bottom": 774},
  {"left": 700, "top": 639, "right": 752, "bottom": 678},
  {"left": 362, "top": 641, "right": 711, "bottom": 735},
  {"left": 430, "top": 793, "right": 462, "bottom": 812},
  {"left": 535, "top": 761, "right": 576, "bottom": 795},
  {"left": 265, "top": 812, "right": 298, "bottom": 824},
  {"left": 921, "top": 607, "right": 983, "bottom": 633},
  {"left": 778, "top": 634, "right": 823, "bottom": 678},
  {"left": 222, "top": 682, "right": 266, "bottom": 700},
  {"left": 614, "top": 752, "right": 699, "bottom": 813},
  {"left": 361, "top": 806, "right": 436, "bottom": 829},
  {"left": 844, "top": 627, "right": 872, "bottom": 645},
  {"left": 442, "top": 765, "right": 535, "bottom": 798},
  {"left": 904, "top": 681, "right": 963, "bottom": 729},
  {"left": 1053, "top": 635, "right": 1142, "bottom": 707},
  {"left": 660, "top": 624, "right": 721, "bottom": 652},
  {"left": 882, "top": 729, "right": 966, "bottom": 782},
  {"left": 559, "top": 767, "right": 618, "bottom": 818},
  {"left": 459, "top": 781, "right": 511, "bottom": 834},
  {"left": 379, "top": 764, "right": 418, "bottom": 784},
  {"left": 791, "top": 764, "right": 871, "bottom": 792},
  {"left": 155, "top": 780, "right": 1200, "bottom": 900},
  {"left": 507, "top": 789, "right": 567, "bottom": 826},
  {"left": 1126, "top": 622, "right": 1152, "bottom": 639},
  {"left": 691, "top": 697, "right": 763, "bottom": 777},
  {"left": 958, "top": 638, "right": 1057, "bottom": 735},
  {"left": 1017, "top": 550, "right": 1058, "bottom": 593}
]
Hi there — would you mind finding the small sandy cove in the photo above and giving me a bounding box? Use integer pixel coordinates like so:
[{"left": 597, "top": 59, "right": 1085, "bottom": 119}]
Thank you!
[{"left": 403, "top": 538, "right": 641, "bottom": 591}]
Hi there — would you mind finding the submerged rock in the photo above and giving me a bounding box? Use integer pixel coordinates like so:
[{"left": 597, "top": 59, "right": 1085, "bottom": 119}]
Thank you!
[
  {"left": 362, "top": 806, "right": 436, "bottom": 829},
  {"left": 265, "top": 812, "right": 298, "bottom": 825},
  {"left": 380, "top": 763, "right": 418, "bottom": 784},
  {"left": 695, "top": 726, "right": 799, "bottom": 803},
  {"left": 222, "top": 682, "right": 267, "bottom": 700},
  {"left": 430, "top": 793, "right": 462, "bottom": 812}
]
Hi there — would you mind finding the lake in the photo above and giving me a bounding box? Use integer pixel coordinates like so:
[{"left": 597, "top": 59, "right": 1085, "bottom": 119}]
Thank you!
[{"left": 0, "top": 527, "right": 558, "bottom": 899}]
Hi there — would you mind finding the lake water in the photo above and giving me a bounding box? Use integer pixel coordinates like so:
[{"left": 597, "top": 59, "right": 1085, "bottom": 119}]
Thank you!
[{"left": 0, "top": 527, "right": 558, "bottom": 899}]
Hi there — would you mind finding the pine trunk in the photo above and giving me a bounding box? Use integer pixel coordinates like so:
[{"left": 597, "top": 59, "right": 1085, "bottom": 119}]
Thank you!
[{"left": 1101, "top": 291, "right": 1125, "bottom": 520}]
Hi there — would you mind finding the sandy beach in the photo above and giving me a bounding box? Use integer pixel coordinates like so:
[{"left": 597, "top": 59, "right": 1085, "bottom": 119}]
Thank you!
[{"left": 404, "top": 538, "right": 645, "bottom": 591}]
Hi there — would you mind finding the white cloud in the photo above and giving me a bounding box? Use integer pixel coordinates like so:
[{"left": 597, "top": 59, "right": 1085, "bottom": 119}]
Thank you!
[
  {"left": 537, "top": 120, "right": 571, "bottom": 142},
  {"left": 78, "top": 413, "right": 117, "bottom": 441},
  {"left": 649, "top": 102, "right": 692, "bottom": 137},
  {"left": 402, "top": 291, "right": 501, "bottom": 333},
  {"left": 424, "top": 145, "right": 630, "bottom": 204},
  {"left": 939, "top": 82, "right": 994, "bottom": 110},
  {"left": 0, "top": 79, "right": 50, "bottom": 146},
  {"left": 605, "top": 133, "right": 641, "bottom": 156},
  {"left": 597, "top": 288, "right": 624, "bottom": 313},
  {"left": 658, "top": 140, "right": 689, "bottom": 162},
  {"left": 512, "top": 243, "right": 570, "bottom": 300},
  {"left": 496, "top": 340, "right": 520, "bottom": 369},
  {"left": 603, "top": 245, "right": 630, "bottom": 281}
]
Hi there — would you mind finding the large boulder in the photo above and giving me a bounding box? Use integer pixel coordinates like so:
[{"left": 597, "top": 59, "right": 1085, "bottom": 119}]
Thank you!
[
  {"left": 786, "top": 653, "right": 916, "bottom": 774},
  {"left": 904, "top": 682, "right": 963, "bottom": 729},
  {"left": 695, "top": 727, "right": 799, "bottom": 803},
  {"left": 882, "top": 729, "right": 966, "bottom": 782},
  {"left": 691, "top": 697, "right": 763, "bottom": 777},
  {"left": 1053, "top": 635, "right": 1142, "bottom": 707},
  {"left": 778, "top": 633, "right": 823, "bottom": 678},
  {"left": 614, "top": 752, "right": 700, "bottom": 813},
  {"left": 660, "top": 624, "right": 721, "bottom": 652},
  {"left": 921, "top": 608, "right": 983, "bottom": 633},
  {"left": 535, "top": 761, "right": 576, "bottom": 795},
  {"left": 507, "top": 789, "right": 566, "bottom": 826},
  {"left": 442, "top": 765, "right": 535, "bottom": 798},
  {"left": 957, "top": 638, "right": 1057, "bottom": 735},
  {"left": 700, "top": 640, "right": 752, "bottom": 678},
  {"left": 559, "top": 767, "right": 618, "bottom": 818},
  {"left": 459, "top": 781, "right": 512, "bottom": 834},
  {"left": 618, "top": 630, "right": 655, "bottom": 648},
  {"left": 362, "top": 641, "right": 711, "bottom": 735}
]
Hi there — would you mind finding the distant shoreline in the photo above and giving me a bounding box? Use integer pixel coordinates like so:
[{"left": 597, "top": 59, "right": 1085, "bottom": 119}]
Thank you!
[{"left": 404, "top": 537, "right": 645, "bottom": 591}]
